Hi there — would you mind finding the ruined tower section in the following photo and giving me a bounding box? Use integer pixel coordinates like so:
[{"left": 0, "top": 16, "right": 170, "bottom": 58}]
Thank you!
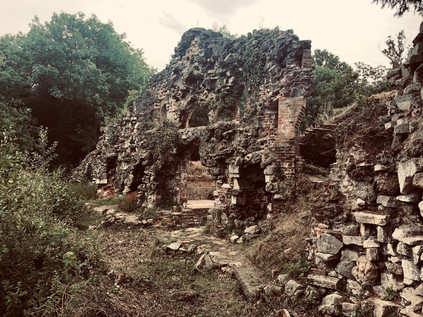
[{"left": 73, "top": 27, "right": 313, "bottom": 232}]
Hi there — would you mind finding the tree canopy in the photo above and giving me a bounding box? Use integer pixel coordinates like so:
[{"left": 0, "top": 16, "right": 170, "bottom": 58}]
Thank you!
[
  {"left": 0, "top": 12, "right": 155, "bottom": 166},
  {"left": 373, "top": 0, "right": 423, "bottom": 16}
]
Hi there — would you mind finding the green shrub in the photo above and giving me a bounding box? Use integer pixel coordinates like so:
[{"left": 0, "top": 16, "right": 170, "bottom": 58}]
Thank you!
[{"left": 0, "top": 132, "right": 103, "bottom": 316}]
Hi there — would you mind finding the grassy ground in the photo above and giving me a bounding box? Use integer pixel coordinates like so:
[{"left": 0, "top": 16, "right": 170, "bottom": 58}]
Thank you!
[{"left": 69, "top": 225, "right": 294, "bottom": 317}]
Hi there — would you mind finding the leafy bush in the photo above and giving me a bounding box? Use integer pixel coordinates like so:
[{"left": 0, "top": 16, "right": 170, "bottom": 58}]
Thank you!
[{"left": 0, "top": 132, "right": 102, "bottom": 316}]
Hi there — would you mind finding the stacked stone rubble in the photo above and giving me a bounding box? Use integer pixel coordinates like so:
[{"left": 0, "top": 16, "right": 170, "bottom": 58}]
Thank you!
[{"left": 306, "top": 23, "right": 423, "bottom": 317}]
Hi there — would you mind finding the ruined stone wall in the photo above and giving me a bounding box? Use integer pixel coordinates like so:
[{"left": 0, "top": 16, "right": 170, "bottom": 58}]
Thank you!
[
  {"left": 73, "top": 27, "right": 313, "bottom": 233},
  {"left": 306, "top": 23, "right": 423, "bottom": 316}
]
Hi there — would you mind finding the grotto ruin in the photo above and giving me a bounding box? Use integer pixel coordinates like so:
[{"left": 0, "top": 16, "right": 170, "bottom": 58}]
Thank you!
[
  {"left": 73, "top": 27, "right": 314, "bottom": 233},
  {"left": 75, "top": 22, "right": 423, "bottom": 316}
]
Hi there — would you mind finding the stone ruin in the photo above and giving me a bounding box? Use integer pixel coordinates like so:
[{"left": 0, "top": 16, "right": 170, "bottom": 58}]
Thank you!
[
  {"left": 302, "top": 22, "right": 423, "bottom": 316},
  {"left": 73, "top": 27, "right": 313, "bottom": 234},
  {"left": 74, "top": 22, "right": 423, "bottom": 316}
]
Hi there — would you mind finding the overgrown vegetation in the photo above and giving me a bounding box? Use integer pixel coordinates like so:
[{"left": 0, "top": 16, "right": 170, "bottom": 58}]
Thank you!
[
  {"left": 0, "top": 12, "right": 155, "bottom": 167},
  {"left": 0, "top": 130, "right": 103, "bottom": 316}
]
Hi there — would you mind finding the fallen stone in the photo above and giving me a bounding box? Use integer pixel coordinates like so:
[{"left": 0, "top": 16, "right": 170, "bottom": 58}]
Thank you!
[
  {"left": 276, "top": 273, "right": 290, "bottom": 286},
  {"left": 353, "top": 211, "right": 389, "bottom": 226},
  {"left": 263, "top": 284, "right": 283, "bottom": 297},
  {"left": 194, "top": 253, "right": 215, "bottom": 271},
  {"left": 394, "top": 94, "right": 413, "bottom": 111},
  {"left": 284, "top": 280, "right": 304, "bottom": 297},
  {"left": 166, "top": 241, "right": 182, "bottom": 251},
  {"left": 419, "top": 201, "right": 423, "bottom": 217},
  {"left": 244, "top": 225, "right": 259, "bottom": 235},
  {"left": 316, "top": 233, "right": 343, "bottom": 255},
  {"left": 305, "top": 285, "right": 321, "bottom": 302},
  {"left": 394, "top": 123, "right": 410, "bottom": 135},
  {"left": 402, "top": 236, "right": 423, "bottom": 246},
  {"left": 307, "top": 274, "right": 342, "bottom": 290},
  {"left": 230, "top": 234, "right": 239, "bottom": 243},
  {"left": 318, "top": 293, "right": 343, "bottom": 316}
]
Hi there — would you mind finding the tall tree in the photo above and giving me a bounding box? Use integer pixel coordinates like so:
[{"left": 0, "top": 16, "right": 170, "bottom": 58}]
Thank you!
[
  {"left": 373, "top": 0, "right": 423, "bottom": 16},
  {"left": 0, "top": 12, "right": 155, "bottom": 166}
]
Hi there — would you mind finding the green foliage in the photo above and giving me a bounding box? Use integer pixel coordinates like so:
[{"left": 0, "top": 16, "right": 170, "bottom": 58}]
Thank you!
[
  {"left": 282, "top": 254, "right": 312, "bottom": 279},
  {"left": 0, "top": 132, "right": 102, "bottom": 316},
  {"left": 383, "top": 286, "right": 400, "bottom": 301},
  {"left": 382, "top": 30, "right": 407, "bottom": 68},
  {"left": 373, "top": 0, "right": 423, "bottom": 16},
  {"left": 0, "top": 12, "right": 155, "bottom": 166},
  {"left": 302, "top": 49, "right": 389, "bottom": 129}
]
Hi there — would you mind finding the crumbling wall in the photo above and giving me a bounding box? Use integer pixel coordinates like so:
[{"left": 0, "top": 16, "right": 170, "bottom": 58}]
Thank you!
[
  {"left": 73, "top": 27, "right": 313, "bottom": 232},
  {"left": 305, "top": 22, "right": 423, "bottom": 316}
]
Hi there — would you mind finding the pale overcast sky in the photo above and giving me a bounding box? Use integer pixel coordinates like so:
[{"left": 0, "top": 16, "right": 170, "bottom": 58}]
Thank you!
[{"left": 1, "top": 0, "right": 422, "bottom": 70}]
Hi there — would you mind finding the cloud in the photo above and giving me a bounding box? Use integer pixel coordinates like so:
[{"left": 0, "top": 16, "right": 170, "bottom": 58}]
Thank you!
[
  {"left": 190, "top": 0, "right": 258, "bottom": 20},
  {"left": 159, "top": 11, "right": 187, "bottom": 34}
]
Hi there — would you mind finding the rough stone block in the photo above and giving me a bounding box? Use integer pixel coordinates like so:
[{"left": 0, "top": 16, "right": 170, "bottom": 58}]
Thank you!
[
  {"left": 402, "top": 259, "right": 421, "bottom": 281},
  {"left": 284, "top": 279, "right": 304, "bottom": 296},
  {"left": 341, "top": 250, "right": 359, "bottom": 262},
  {"left": 398, "top": 158, "right": 423, "bottom": 194},
  {"left": 316, "top": 252, "right": 339, "bottom": 262},
  {"left": 307, "top": 274, "right": 342, "bottom": 290},
  {"left": 335, "top": 260, "right": 355, "bottom": 279},
  {"left": 394, "top": 123, "right": 410, "bottom": 135},
  {"left": 342, "top": 235, "right": 363, "bottom": 246},
  {"left": 352, "top": 256, "right": 379, "bottom": 286},
  {"left": 414, "top": 172, "right": 423, "bottom": 189},
  {"left": 363, "top": 238, "right": 380, "bottom": 248},
  {"left": 318, "top": 293, "right": 343, "bottom": 316},
  {"left": 377, "top": 226, "right": 387, "bottom": 243},
  {"left": 394, "top": 94, "right": 413, "bottom": 111},
  {"left": 366, "top": 248, "right": 379, "bottom": 261},
  {"left": 397, "top": 242, "right": 410, "bottom": 256},
  {"left": 353, "top": 211, "right": 389, "bottom": 226},
  {"left": 316, "top": 233, "right": 343, "bottom": 255}
]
